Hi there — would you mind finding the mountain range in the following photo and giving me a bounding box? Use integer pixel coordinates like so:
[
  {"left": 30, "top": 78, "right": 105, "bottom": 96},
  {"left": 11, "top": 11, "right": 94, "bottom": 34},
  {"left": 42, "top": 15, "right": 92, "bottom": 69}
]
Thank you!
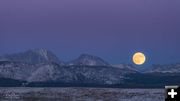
[{"left": 0, "top": 49, "right": 180, "bottom": 87}]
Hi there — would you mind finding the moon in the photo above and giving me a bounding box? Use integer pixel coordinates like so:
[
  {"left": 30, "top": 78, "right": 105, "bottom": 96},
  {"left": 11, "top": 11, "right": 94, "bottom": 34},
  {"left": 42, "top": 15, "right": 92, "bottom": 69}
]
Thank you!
[{"left": 132, "top": 52, "right": 146, "bottom": 65}]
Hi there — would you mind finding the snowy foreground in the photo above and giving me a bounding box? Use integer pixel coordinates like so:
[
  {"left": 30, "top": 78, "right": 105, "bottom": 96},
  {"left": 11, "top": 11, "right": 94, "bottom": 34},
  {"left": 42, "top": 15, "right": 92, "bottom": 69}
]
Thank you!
[{"left": 0, "top": 87, "right": 164, "bottom": 101}]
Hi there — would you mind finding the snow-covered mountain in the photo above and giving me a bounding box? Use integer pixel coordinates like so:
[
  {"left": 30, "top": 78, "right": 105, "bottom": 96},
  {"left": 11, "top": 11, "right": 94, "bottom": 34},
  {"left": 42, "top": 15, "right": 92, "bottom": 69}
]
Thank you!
[
  {"left": 0, "top": 49, "right": 63, "bottom": 65},
  {"left": 68, "top": 54, "right": 110, "bottom": 66},
  {"left": 0, "top": 50, "right": 138, "bottom": 84},
  {"left": 145, "top": 64, "right": 180, "bottom": 73},
  {"left": 0, "top": 49, "right": 180, "bottom": 87},
  {"left": 0, "top": 61, "right": 137, "bottom": 84}
]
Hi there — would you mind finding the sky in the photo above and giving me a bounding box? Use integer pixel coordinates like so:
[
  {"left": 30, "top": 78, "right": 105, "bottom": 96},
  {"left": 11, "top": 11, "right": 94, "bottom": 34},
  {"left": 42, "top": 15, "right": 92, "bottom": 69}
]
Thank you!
[{"left": 0, "top": 0, "right": 180, "bottom": 66}]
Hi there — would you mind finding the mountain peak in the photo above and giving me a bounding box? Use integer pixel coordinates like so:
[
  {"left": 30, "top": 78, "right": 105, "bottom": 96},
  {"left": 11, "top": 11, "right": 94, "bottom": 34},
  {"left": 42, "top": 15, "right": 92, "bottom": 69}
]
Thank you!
[
  {"left": 79, "top": 53, "right": 99, "bottom": 58},
  {"left": 32, "top": 48, "right": 48, "bottom": 53},
  {"left": 0, "top": 49, "right": 63, "bottom": 65},
  {"left": 68, "top": 54, "right": 109, "bottom": 66},
  {"left": 28, "top": 49, "right": 51, "bottom": 60}
]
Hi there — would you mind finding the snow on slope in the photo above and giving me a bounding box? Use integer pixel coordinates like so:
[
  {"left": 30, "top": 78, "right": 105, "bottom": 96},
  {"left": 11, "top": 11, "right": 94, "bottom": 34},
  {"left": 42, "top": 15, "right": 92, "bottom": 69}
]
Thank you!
[{"left": 145, "top": 64, "right": 180, "bottom": 73}]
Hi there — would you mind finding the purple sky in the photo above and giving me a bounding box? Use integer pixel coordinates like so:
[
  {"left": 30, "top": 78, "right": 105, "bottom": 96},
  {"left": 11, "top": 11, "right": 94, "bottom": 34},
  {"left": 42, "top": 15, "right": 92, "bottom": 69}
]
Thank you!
[{"left": 0, "top": 0, "right": 180, "bottom": 65}]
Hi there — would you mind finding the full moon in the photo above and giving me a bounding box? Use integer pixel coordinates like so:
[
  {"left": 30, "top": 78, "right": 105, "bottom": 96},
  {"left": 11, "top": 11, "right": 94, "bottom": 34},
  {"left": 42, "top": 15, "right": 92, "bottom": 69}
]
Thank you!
[{"left": 132, "top": 52, "right": 146, "bottom": 65}]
